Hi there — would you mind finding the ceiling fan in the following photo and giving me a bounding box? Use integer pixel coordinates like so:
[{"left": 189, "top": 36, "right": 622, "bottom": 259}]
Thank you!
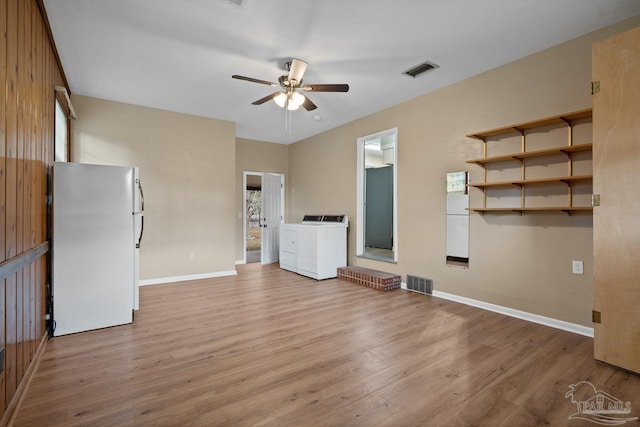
[{"left": 232, "top": 59, "right": 349, "bottom": 111}]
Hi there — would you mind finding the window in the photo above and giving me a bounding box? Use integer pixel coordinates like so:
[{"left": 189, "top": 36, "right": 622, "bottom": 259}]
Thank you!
[{"left": 54, "top": 98, "right": 68, "bottom": 162}]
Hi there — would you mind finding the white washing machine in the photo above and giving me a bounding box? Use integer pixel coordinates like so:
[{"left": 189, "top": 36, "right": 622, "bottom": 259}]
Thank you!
[{"left": 279, "top": 215, "right": 348, "bottom": 280}]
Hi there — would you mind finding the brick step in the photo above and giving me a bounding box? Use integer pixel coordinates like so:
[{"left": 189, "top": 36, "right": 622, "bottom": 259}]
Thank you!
[{"left": 337, "top": 266, "right": 401, "bottom": 292}]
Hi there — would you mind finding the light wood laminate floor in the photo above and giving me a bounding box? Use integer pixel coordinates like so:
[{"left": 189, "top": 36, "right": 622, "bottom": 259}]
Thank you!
[{"left": 11, "top": 263, "right": 640, "bottom": 426}]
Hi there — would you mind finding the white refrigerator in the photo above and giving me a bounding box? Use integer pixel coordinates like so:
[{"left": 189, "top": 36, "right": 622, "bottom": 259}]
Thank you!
[
  {"left": 446, "top": 193, "right": 469, "bottom": 261},
  {"left": 52, "top": 162, "right": 144, "bottom": 336}
]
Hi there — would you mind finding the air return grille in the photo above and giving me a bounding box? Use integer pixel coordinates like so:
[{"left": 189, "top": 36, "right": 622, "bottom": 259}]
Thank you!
[
  {"left": 406, "top": 275, "right": 433, "bottom": 295},
  {"left": 402, "top": 61, "right": 439, "bottom": 78}
]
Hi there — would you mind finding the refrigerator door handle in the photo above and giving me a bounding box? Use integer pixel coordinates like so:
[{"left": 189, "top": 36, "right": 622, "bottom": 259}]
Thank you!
[
  {"left": 138, "top": 179, "right": 145, "bottom": 212},
  {"left": 136, "top": 215, "right": 144, "bottom": 249}
]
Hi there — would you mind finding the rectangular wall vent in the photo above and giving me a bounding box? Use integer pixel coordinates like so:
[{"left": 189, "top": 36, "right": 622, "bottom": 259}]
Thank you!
[
  {"left": 402, "top": 61, "right": 439, "bottom": 78},
  {"left": 228, "top": 0, "right": 244, "bottom": 6},
  {"left": 406, "top": 275, "right": 433, "bottom": 295}
]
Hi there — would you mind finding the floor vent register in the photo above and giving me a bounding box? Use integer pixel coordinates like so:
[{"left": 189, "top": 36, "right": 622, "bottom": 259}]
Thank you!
[{"left": 406, "top": 275, "right": 433, "bottom": 295}]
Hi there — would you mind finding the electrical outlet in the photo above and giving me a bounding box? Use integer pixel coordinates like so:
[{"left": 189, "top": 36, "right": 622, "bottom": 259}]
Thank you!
[{"left": 572, "top": 260, "right": 584, "bottom": 275}]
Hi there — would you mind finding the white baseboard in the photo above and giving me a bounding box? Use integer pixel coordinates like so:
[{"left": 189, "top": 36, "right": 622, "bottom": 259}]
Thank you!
[
  {"left": 400, "top": 283, "right": 593, "bottom": 338},
  {"left": 140, "top": 270, "right": 237, "bottom": 286},
  {"left": 235, "top": 259, "right": 246, "bottom": 265}
]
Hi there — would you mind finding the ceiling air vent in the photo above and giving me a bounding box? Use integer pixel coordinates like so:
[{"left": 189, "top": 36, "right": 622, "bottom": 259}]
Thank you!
[
  {"left": 402, "top": 61, "right": 439, "bottom": 78},
  {"left": 228, "top": 0, "right": 243, "bottom": 6}
]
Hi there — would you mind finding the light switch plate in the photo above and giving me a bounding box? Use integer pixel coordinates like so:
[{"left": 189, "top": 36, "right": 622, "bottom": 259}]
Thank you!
[{"left": 572, "top": 260, "right": 584, "bottom": 275}]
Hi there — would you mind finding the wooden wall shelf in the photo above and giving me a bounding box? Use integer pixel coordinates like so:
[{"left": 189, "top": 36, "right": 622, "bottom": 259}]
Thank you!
[
  {"left": 469, "top": 174, "right": 592, "bottom": 189},
  {"left": 469, "top": 207, "right": 593, "bottom": 214},
  {"left": 466, "top": 109, "right": 592, "bottom": 140},
  {"left": 466, "top": 109, "right": 593, "bottom": 214},
  {"left": 466, "top": 143, "right": 592, "bottom": 165}
]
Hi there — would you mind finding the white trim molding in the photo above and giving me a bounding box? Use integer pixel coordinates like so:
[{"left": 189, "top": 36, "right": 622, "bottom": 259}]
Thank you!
[
  {"left": 432, "top": 290, "right": 594, "bottom": 337},
  {"left": 400, "top": 283, "right": 593, "bottom": 338},
  {"left": 140, "top": 270, "right": 237, "bottom": 286}
]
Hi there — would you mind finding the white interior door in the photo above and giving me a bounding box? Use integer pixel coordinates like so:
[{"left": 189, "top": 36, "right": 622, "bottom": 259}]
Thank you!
[{"left": 261, "top": 173, "right": 282, "bottom": 264}]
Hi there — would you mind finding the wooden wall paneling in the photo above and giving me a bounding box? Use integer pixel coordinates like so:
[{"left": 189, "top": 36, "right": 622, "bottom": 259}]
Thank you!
[
  {"left": 15, "top": 0, "right": 27, "bottom": 384},
  {"left": 36, "top": 15, "right": 48, "bottom": 348},
  {"left": 34, "top": 22, "right": 43, "bottom": 342},
  {"left": 0, "top": 0, "right": 7, "bottom": 416},
  {"left": 35, "top": 6, "right": 43, "bottom": 346},
  {"left": 37, "top": 0, "right": 59, "bottom": 351},
  {"left": 38, "top": 9, "right": 50, "bottom": 342},
  {"left": 23, "top": 0, "right": 33, "bottom": 366},
  {"left": 1, "top": 0, "right": 6, "bottom": 262},
  {"left": 28, "top": 0, "right": 38, "bottom": 360},
  {"left": 0, "top": 0, "right": 64, "bottom": 420},
  {"left": 5, "top": 0, "right": 19, "bottom": 405},
  {"left": 24, "top": 1, "right": 32, "bottom": 361},
  {"left": 36, "top": 24, "right": 45, "bottom": 344},
  {"left": 26, "top": 0, "right": 34, "bottom": 383},
  {"left": 36, "top": 0, "right": 45, "bottom": 348},
  {"left": 29, "top": 0, "right": 37, "bottom": 362},
  {"left": 37, "top": 0, "right": 46, "bottom": 338},
  {"left": 28, "top": 0, "right": 36, "bottom": 365}
]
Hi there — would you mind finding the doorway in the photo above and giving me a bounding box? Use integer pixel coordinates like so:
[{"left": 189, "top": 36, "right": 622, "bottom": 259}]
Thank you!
[
  {"left": 357, "top": 128, "right": 398, "bottom": 262},
  {"left": 243, "top": 172, "right": 285, "bottom": 264},
  {"left": 245, "top": 174, "right": 262, "bottom": 263}
]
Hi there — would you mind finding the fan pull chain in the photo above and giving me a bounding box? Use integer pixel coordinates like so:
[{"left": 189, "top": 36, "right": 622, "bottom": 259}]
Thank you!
[
  {"left": 284, "top": 106, "right": 293, "bottom": 140},
  {"left": 284, "top": 107, "right": 288, "bottom": 137}
]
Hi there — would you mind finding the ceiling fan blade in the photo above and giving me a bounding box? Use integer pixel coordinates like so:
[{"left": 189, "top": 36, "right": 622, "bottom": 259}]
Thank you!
[
  {"left": 301, "top": 95, "right": 317, "bottom": 111},
  {"left": 232, "top": 75, "right": 277, "bottom": 87},
  {"left": 252, "top": 92, "right": 281, "bottom": 105},
  {"left": 301, "top": 83, "right": 349, "bottom": 92},
  {"left": 288, "top": 59, "right": 308, "bottom": 85}
]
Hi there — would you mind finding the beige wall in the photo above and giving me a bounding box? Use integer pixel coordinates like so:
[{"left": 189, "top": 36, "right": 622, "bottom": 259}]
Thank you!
[
  {"left": 64, "top": 17, "right": 639, "bottom": 326},
  {"left": 235, "top": 138, "right": 289, "bottom": 261},
  {"left": 288, "top": 17, "right": 640, "bottom": 327},
  {"left": 71, "top": 95, "right": 237, "bottom": 280}
]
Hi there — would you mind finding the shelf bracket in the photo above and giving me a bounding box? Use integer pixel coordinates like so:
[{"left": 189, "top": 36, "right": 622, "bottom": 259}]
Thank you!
[{"left": 558, "top": 149, "right": 574, "bottom": 158}]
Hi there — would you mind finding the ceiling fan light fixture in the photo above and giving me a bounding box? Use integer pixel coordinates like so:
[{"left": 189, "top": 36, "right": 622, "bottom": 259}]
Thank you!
[
  {"left": 234, "top": 60, "right": 347, "bottom": 114},
  {"left": 274, "top": 91, "right": 305, "bottom": 110},
  {"left": 274, "top": 93, "right": 287, "bottom": 108},
  {"left": 291, "top": 92, "right": 305, "bottom": 107},
  {"left": 287, "top": 59, "right": 308, "bottom": 84}
]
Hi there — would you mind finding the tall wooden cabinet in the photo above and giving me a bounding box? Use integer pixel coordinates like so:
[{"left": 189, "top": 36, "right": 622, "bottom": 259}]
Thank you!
[{"left": 592, "top": 26, "right": 640, "bottom": 374}]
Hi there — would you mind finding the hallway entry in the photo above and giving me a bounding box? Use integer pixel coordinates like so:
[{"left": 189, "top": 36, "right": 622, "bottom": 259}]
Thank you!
[{"left": 243, "top": 172, "right": 284, "bottom": 264}]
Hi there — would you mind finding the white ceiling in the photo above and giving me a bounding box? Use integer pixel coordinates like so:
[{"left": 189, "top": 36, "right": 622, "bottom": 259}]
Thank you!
[{"left": 44, "top": 0, "right": 640, "bottom": 144}]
